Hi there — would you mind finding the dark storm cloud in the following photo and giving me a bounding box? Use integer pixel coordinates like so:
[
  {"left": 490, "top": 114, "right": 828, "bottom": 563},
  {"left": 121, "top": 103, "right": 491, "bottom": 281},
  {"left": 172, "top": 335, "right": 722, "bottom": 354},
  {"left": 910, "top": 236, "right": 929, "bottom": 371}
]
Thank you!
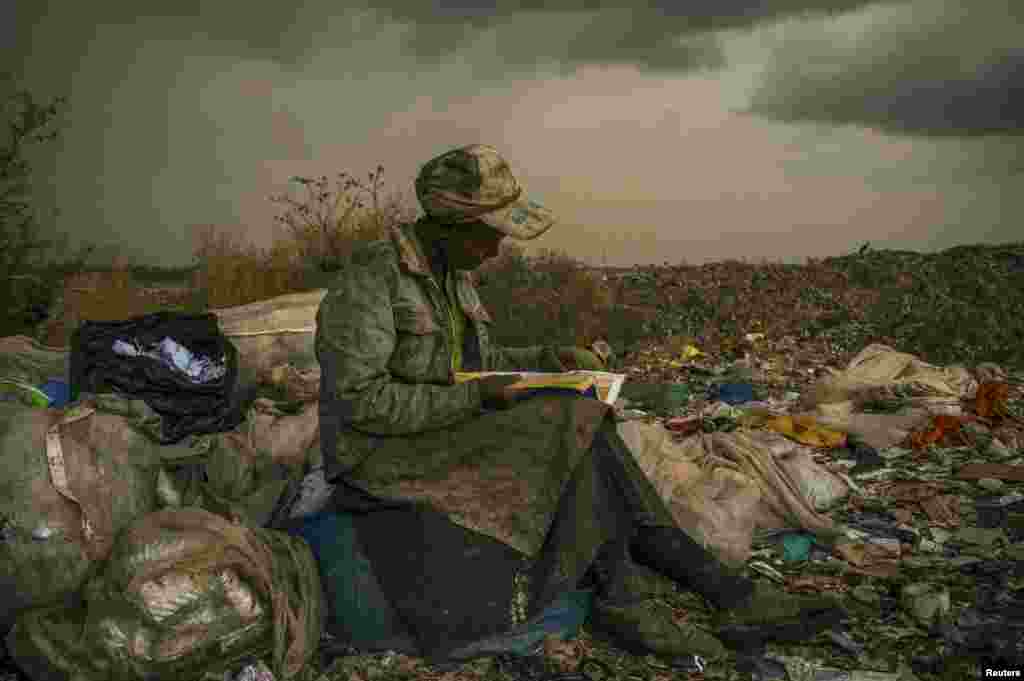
[
  {"left": 743, "top": 1, "right": 1024, "bottom": 137},
  {"left": 4, "top": 0, "right": 1019, "bottom": 269},
  {"left": 8, "top": 0, "right": 893, "bottom": 77},
  {"left": 370, "top": 0, "right": 896, "bottom": 73}
]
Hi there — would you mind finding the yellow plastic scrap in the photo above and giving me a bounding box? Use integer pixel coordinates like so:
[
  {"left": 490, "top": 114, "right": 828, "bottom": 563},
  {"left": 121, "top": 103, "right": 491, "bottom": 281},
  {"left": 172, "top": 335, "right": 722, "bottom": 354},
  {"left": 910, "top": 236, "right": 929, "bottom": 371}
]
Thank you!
[
  {"left": 681, "top": 344, "right": 704, "bottom": 360},
  {"left": 763, "top": 414, "right": 847, "bottom": 449}
]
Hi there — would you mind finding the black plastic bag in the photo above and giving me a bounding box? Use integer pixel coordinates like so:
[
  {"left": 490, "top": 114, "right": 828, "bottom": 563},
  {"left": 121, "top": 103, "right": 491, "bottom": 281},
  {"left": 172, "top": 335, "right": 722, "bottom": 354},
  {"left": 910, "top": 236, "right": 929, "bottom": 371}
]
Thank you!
[{"left": 69, "top": 311, "right": 245, "bottom": 443}]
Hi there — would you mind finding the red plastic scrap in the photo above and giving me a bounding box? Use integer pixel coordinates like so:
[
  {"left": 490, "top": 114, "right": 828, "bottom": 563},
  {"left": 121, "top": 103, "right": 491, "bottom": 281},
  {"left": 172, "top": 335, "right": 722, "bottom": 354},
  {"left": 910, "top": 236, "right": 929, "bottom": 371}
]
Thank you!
[
  {"left": 664, "top": 415, "right": 702, "bottom": 435},
  {"left": 906, "top": 414, "right": 970, "bottom": 449},
  {"left": 974, "top": 381, "right": 1011, "bottom": 420}
]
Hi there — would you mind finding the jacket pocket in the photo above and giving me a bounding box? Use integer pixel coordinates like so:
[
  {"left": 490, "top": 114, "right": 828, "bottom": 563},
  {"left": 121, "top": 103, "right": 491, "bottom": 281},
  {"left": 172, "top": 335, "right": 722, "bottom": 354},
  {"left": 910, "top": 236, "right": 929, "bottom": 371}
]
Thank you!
[
  {"left": 393, "top": 304, "right": 441, "bottom": 335},
  {"left": 391, "top": 304, "right": 443, "bottom": 380}
]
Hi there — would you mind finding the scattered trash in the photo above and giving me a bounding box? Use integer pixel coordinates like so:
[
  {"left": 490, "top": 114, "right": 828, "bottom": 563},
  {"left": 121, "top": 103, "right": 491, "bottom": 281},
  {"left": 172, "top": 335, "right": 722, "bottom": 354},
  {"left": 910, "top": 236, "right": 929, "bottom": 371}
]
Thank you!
[
  {"left": 901, "top": 583, "right": 951, "bottom": 629},
  {"left": 907, "top": 414, "right": 969, "bottom": 449},
  {"left": 974, "top": 381, "right": 1012, "bottom": 419},
  {"left": 663, "top": 414, "right": 702, "bottom": 435},
  {"left": 782, "top": 532, "right": 814, "bottom": 562},
  {"left": 0, "top": 378, "right": 51, "bottom": 407},
  {"left": 37, "top": 379, "right": 70, "bottom": 407},
  {"left": 708, "top": 382, "right": 756, "bottom": 405},
  {"left": 976, "top": 477, "right": 1005, "bottom": 492},
  {"left": 748, "top": 560, "right": 787, "bottom": 583},
  {"left": 825, "top": 629, "right": 866, "bottom": 656},
  {"left": 850, "top": 584, "right": 881, "bottom": 607},
  {"left": 681, "top": 344, "right": 704, "bottom": 360},
  {"left": 952, "top": 526, "right": 1008, "bottom": 548},
  {"left": 772, "top": 656, "right": 908, "bottom": 681},
  {"left": 229, "top": 660, "right": 276, "bottom": 681},
  {"left": 30, "top": 524, "right": 56, "bottom": 541},
  {"left": 833, "top": 539, "right": 901, "bottom": 577},
  {"left": 957, "top": 463, "right": 1024, "bottom": 482},
  {"left": 762, "top": 414, "right": 848, "bottom": 448},
  {"left": 918, "top": 495, "right": 961, "bottom": 527},
  {"left": 665, "top": 383, "right": 691, "bottom": 411},
  {"left": 4, "top": 306, "right": 1024, "bottom": 681}
]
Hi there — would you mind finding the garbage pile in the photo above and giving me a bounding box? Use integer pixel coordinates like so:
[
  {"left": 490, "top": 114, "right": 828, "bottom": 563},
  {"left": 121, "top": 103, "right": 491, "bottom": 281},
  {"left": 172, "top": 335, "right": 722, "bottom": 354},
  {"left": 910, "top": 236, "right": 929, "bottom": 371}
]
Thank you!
[
  {"left": 611, "top": 341, "right": 1024, "bottom": 679},
  {"left": 2, "top": 285, "right": 1023, "bottom": 681}
]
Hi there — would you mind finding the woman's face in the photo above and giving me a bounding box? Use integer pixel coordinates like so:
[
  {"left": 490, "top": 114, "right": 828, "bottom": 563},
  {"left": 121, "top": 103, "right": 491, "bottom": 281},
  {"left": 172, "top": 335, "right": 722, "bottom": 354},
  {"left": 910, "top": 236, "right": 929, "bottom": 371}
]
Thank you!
[{"left": 446, "top": 220, "right": 506, "bottom": 270}]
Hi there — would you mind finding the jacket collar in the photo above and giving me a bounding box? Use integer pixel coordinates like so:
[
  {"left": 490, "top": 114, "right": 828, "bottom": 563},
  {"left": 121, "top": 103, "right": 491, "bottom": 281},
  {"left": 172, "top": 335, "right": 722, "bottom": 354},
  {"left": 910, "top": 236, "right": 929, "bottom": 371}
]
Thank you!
[{"left": 392, "top": 219, "right": 475, "bottom": 286}]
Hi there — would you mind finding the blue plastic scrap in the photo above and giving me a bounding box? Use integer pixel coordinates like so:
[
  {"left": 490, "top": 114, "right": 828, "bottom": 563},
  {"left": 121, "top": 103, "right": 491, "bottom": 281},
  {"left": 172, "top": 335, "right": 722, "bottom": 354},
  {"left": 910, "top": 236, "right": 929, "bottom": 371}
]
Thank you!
[{"left": 708, "top": 382, "right": 756, "bottom": 405}]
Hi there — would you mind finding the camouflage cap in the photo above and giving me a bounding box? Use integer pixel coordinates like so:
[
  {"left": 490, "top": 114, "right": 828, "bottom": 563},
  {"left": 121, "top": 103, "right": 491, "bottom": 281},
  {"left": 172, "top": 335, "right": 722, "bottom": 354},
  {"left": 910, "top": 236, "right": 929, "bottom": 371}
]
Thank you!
[{"left": 415, "top": 144, "right": 556, "bottom": 241}]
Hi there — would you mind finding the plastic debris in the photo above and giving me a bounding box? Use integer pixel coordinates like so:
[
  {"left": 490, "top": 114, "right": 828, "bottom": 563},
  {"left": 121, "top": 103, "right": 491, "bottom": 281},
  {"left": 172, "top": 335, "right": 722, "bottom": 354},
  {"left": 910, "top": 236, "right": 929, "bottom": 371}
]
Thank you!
[
  {"left": 748, "top": 560, "right": 786, "bottom": 583},
  {"left": 974, "top": 381, "right": 1011, "bottom": 419},
  {"left": 825, "top": 630, "right": 866, "bottom": 656},
  {"left": 782, "top": 532, "right": 814, "bottom": 562},
  {"left": 762, "top": 414, "right": 848, "bottom": 448},
  {"left": 957, "top": 463, "right": 1024, "bottom": 482},
  {"left": 681, "top": 344, "right": 704, "bottom": 359},
  {"left": 229, "top": 660, "right": 276, "bottom": 681},
  {"left": 850, "top": 584, "right": 881, "bottom": 606},
  {"left": 976, "top": 477, "right": 1005, "bottom": 492},
  {"left": 952, "top": 526, "right": 1008, "bottom": 548},
  {"left": 907, "top": 414, "right": 969, "bottom": 449},
  {"left": 901, "top": 583, "right": 951, "bottom": 628},
  {"left": 708, "top": 382, "right": 756, "bottom": 405}
]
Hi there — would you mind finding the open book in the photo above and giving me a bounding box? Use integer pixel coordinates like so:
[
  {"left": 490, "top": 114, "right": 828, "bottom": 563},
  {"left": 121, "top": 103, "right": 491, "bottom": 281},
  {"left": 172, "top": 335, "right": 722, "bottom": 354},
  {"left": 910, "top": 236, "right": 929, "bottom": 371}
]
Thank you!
[{"left": 454, "top": 370, "right": 626, "bottom": 407}]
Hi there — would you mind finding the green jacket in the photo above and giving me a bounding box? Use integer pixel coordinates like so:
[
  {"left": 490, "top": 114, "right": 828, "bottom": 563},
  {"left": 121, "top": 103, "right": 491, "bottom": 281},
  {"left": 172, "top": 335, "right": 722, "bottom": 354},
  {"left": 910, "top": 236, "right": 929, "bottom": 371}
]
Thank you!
[{"left": 316, "top": 220, "right": 611, "bottom": 556}]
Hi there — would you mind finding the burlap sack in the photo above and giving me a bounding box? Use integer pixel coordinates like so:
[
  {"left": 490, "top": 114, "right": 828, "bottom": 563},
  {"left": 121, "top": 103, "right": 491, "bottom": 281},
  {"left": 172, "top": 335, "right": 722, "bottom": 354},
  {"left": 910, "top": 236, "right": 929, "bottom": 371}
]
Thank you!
[
  {"left": 7, "top": 508, "right": 324, "bottom": 681},
  {"left": 0, "top": 400, "right": 162, "bottom": 634}
]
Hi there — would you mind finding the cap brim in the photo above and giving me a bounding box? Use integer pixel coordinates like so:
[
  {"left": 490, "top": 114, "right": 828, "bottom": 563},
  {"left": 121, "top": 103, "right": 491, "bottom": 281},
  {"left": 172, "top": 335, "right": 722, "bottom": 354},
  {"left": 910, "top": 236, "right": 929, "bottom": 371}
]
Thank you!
[{"left": 477, "top": 197, "right": 555, "bottom": 241}]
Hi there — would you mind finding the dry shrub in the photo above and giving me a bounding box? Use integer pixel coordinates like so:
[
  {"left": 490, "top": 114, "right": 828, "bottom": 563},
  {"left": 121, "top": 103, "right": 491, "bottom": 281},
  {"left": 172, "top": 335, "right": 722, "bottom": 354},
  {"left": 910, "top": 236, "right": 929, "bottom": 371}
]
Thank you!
[{"left": 189, "top": 224, "right": 306, "bottom": 309}]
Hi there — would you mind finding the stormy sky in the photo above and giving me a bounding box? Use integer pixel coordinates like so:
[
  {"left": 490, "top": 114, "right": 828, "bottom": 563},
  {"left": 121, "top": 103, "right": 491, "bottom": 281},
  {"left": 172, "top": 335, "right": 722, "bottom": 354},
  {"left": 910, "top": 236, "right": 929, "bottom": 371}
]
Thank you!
[{"left": 4, "top": 0, "right": 1021, "bottom": 268}]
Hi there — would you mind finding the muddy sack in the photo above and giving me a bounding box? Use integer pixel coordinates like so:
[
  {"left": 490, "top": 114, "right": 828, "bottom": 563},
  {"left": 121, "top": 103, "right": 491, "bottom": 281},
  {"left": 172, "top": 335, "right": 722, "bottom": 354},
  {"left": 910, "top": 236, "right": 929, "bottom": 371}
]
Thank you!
[
  {"left": 0, "top": 335, "right": 69, "bottom": 387},
  {"left": 7, "top": 507, "right": 324, "bottom": 681},
  {"left": 0, "top": 400, "right": 162, "bottom": 635},
  {"left": 210, "top": 289, "right": 326, "bottom": 395}
]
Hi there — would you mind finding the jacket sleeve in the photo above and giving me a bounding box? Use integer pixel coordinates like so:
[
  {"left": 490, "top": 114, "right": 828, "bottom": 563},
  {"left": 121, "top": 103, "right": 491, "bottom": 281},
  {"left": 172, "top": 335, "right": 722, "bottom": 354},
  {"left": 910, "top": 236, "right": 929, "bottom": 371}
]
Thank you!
[
  {"left": 487, "top": 344, "right": 567, "bottom": 373},
  {"left": 315, "top": 250, "right": 485, "bottom": 436}
]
